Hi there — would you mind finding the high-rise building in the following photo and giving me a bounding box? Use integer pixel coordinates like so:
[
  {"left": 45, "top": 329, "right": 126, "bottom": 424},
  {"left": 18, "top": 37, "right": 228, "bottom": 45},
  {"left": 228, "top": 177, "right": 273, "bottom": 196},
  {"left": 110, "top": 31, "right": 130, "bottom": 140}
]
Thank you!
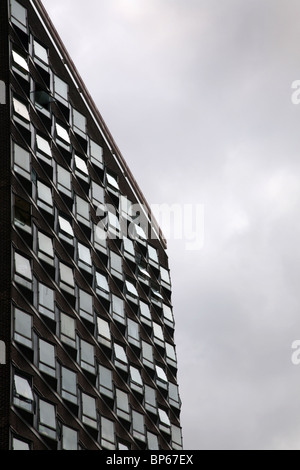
[{"left": 0, "top": 0, "right": 183, "bottom": 451}]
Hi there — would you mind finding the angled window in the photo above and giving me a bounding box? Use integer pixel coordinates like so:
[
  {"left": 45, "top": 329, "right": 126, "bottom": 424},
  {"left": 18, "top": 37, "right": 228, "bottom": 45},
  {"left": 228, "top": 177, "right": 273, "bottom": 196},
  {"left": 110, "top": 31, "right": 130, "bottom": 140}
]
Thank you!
[
  {"left": 93, "top": 222, "right": 107, "bottom": 252},
  {"left": 37, "top": 181, "right": 53, "bottom": 213},
  {"left": 53, "top": 74, "right": 68, "bottom": 103},
  {"left": 107, "top": 211, "right": 120, "bottom": 235},
  {"left": 148, "top": 244, "right": 159, "bottom": 264},
  {"left": 36, "top": 134, "right": 52, "bottom": 164},
  {"left": 14, "top": 252, "right": 32, "bottom": 289},
  {"left": 166, "top": 342, "right": 177, "bottom": 368},
  {"left": 75, "top": 194, "right": 90, "bottom": 226},
  {"left": 116, "top": 389, "right": 130, "bottom": 422},
  {"left": 37, "top": 231, "right": 54, "bottom": 265},
  {"left": 169, "top": 382, "right": 181, "bottom": 410},
  {"left": 14, "top": 308, "right": 32, "bottom": 349},
  {"left": 12, "top": 49, "right": 29, "bottom": 76},
  {"left": 139, "top": 301, "right": 152, "bottom": 326},
  {"left": 38, "top": 282, "right": 55, "bottom": 320},
  {"left": 61, "top": 366, "right": 77, "bottom": 405},
  {"left": 155, "top": 365, "right": 168, "bottom": 390},
  {"left": 144, "top": 385, "right": 157, "bottom": 415},
  {"left": 58, "top": 214, "right": 74, "bottom": 242},
  {"left": 10, "top": 0, "right": 28, "bottom": 32},
  {"left": 119, "top": 195, "right": 134, "bottom": 221},
  {"left": 97, "top": 317, "right": 111, "bottom": 349},
  {"left": 125, "top": 279, "right": 138, "bottom": 298},
  {"left": 158, "top": 408, "right": 171, "bottom": 434},
  {"left": 78, "top": 289, "right": 93, "bottom": 323},
  {"left": 132, "top": 411, "right": 145, "bottom": 443},
  {"left": 141, "top": 341, "right": 154, "bottom": 370},
  {"left": 147, "top": 431, "right": 159, "bottom": 451},
  {"left": 160, "top": 266, "right": 171, "bottom": 286},
  {"left": 57, "top": 164, "right": 71, "bottom": 196},
  {"left": 101, "top": 417, "right": 115, "bottom": 450},
  {"left": 123, "top": 237, "right": 135, "bottom": 259},
  {"left": 127, "top": 318, "right": 140, "bottom": 349},
  {"left": 110, "top": 250, "right": 123, "bottom": 279},
  {"left": 38, "top": 339, "right": 56, "bottom": 377},
  {"left": 106, "top": 172, "right": 119, "bottom": 193},
  {"left": 78, "top": 242, "right": 92, "bottom": 272},
  {"left": 91, "top": 181, "right": 105, "bottom": 207},
  {"left": 12, "top": 437, "right": 30, "bottom": 451},
  {"left": 90, "top": 139, "right": 103, "bottom": 168},
  {"left": 111, "top": 294, "right": 125, "bottom": 324},
  {"left": 81, "top": 393, "right": 97, "bottom": 430},
  {"left": 153, "top": 322, "right": 164, "bottom": 348},
  {"left": 96, "top": 271, "right": 109, "bottom": 299},
  {"left": 38, "top": 399, "right": 57, "bottom": 440},
  {"left": 79, "top": 339, "right": 96, "bottom": 375},
  {"left": 33, "top": 39, "right": 49, "bottom": 65},
  {"left": 73, "top": 108, "right": 86, "bottom": 135},
  {"left": 129, "top": 223, "right": 147, "bottom": 243},
  {"left": 60, "top": 312, "right": 76, "bottom": 348},
  {"left": 13, "top": 374, "right": 34, "bottom": 413},
  {"left": 13, "top": 96, "right": 30, "bottom": 124},
  {"left": 172, "top": 425, "right": 183, "bottom": 450},
  {"left": 137, "top": 265, "right": 151, "bottom": 285},
  {"left": 130, "top": 366, "right": 143, "bottom": 394},
  {"left": 13, "top": 142, "right": 30, "bottom": 179},
  {"left": 61, "top": 425, "right": 78, "bottom": 451},
  {"left": 99, "top": 365, "right": 113, "bottom": 400},
  {"left": 59, "top": 262, "right": 75, "bottom": 295},
  {"left": 163, "top": 303, "right": 174, "bottom": 328},
  {"left": 56, "top": 122, "right": 71, "bottom": 146},
  {"left": 74, "top": 154, "right": 89, "bottom": 181},
  {"left": 114, "top": 343, "right": 128, "bottom": 372},
  {"left": 14, "top": 196, "right": 31, "bottom": 233}
]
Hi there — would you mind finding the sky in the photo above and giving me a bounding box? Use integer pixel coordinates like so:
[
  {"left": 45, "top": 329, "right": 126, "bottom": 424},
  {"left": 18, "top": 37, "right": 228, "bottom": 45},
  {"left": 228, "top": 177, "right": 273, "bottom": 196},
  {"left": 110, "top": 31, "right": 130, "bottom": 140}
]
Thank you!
[{"left": 42, "top": 0, "right": 300, "bottom": 450}]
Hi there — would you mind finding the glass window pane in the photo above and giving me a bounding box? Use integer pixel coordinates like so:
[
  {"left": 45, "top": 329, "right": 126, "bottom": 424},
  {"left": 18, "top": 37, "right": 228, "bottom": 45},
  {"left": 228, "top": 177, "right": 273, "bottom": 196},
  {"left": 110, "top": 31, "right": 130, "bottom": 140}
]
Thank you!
[
  {"left": 91, "top": 181, "right": 104, "bottom": 205},
  {"left": 90, "top": 139, "right": 103, "bottom": 166},
  {"left": 39, "top": 400, "right": 56, "bottom": 429},
  {"left": 97, "top": 317, "right": 111, "bottom": 341},
  {"left": 59, "top": 215, "right": 74, "bottom": 236},
  {"left": 125, "top": 280, "right": 138, "bottom": 297},
  {"left": 123, "top": 237, "right": 135, "bottom": 256},
  {"left": 114, "top": 344, "right": 128, "bottom": 364},
  {"left": 96, "top": 272, "right": 109, "bottom": 292},
  {"left": 15, "top": 253, "right": 32, "bottom": 280},
  {"left": 153, "top": 322, "right": 164, "bottom": 341},
  {"left": 158, "top": 409, "right": 170, "bottom": 426},
  {"left": 11, "top": 0, "right": 27, "bottom": 27},
  {"left": 13, "top": 97, "right": 29, "bottom": 121},
  {"left": 78, "top": 243, "right": 91, "bottom": 265},
  {"left": 38, "top": 232, "right": 54, "bottom": 257},
  {"left": 106, "top": 173, "right": 119, "bottom": 190},
  {"left": 156, "top": 365, "right": 167, "bottom": 382},
  {"left": 14, "top": 308, "right": 32, "bottom": 345},
  {"left": 62, "top": 426, "right": 78, "bottom": 450},
  {"left": 73, "top": 109, "right": 86, "bottom": 133},
  {"left": 130, "top": 366, "right": 143, "bottom": 385},
  {"left": 39, "top": 339, "right": 55, "bottom": 368},
  {"left": 60, "top": 263, "right": 75, "bottom": 287},
  {"left": 54, "top": 75, "right": 68, "bottom": 101},
  {"left": 76, "top": 195, "right": 90, "bottom": 220},
  {"left": 13, "top": 142, "right": 30, "bottom": 173},
  {"left": 39, "top": 283, "right": 54, "bottom": 313},
  {"left": 37, "top": 181, "right": 52, "bottom": 204},
  {"left": 160, "top": 266, "right": 171, "bottom": 284},
  {"left": 12, "top": 50, "right": 29, "bottom": 72},
  {"left": 12, "top": 437, "right": 30, "bottom": 450},
  {"left": 56, "top": 123, "right": 70, "bottom": 144},
  {"left": 34, "top": 40, "right": 48, "bottom": 64},
  {"left": 14, "top": 375, "right": 33, "bottom": 401},
  {"left": 36, "top": 134, "right": 52, "bottom": 156},
  {"left": 61, "top": 313, "right": 76, "bottom": 340},
  {"left": 148, "top": 245, "right": 159, "bottom": 263},
  {"left": 75, "top": 155, "right": 88, "bottom": 175},
  {"left": 57, "top": 165, "right": 71, "bottom": 190}
]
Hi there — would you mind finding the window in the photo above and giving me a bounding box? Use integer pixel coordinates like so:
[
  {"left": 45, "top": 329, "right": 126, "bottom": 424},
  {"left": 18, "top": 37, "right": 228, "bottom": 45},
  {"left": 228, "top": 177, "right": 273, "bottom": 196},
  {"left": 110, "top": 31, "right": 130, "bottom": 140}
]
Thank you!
[
  {"left": 106, "top": 172, "right": 119, "bottom": 192},
  {"left": 78, "top": 289, "right": 93, "bottom": 322},
  {"left": 14, "top": 196, "right": 31, "bottom": 233},
  {"left": 74, "top": 154, "right": 89, "bottom": 180},
  {"left": 99, "top": 366, "right": 113, "bottom": 399},
  {"left": 14, "top": 308, "right": 32, "bottom": 349},
  {"left": 59, "top": 262, "right": 75, "bottom": 294},
  {"left": 111, "top": 294, "right": 125, "bottom": 324},
  {"left": 13, "top": 97, "right": 30, "bottom": 123},
  {"left": 93, "top": 222, "right": 107, "bottom": 252},
  {"left": 132, "top": 411, "right": 145, "bottom": 442},
  {"left": 61, "top": 367, "right": 77, "bottom": 405},
  {"left": 38, "top": 339, "right": 56, "bottom": 377},
  {"left": 33, "top": 40, "right": 49, "bottom": 65},
  {"left": 57, "top": 165, "right": 71, "bottom": 196},
  {"left": 79, "top": 339, "right": 95, "bottom": 375},
  {"left": 166, "top": 342, "right": 177, "bottom": 367},
  {"left": 13, "top": 142, "right": 30, "bottom": 179},
  {"left": 141, "top": 341, "right": 154, "bottom": 370},
  {"left": 14, "top": 252, "right": 32, "bottom": 288},
  {"left": 53, "top": 74, "right": 68, "bottom": 102},
  {"left": 58, "top": 215, "right": 74, "bottom": 241},
  {"left": 90, "top": 139, "right": 103, "bottom": 168},
  {"left": 61, "top": 425, "right": 78, "bottom": 451},
  {"left": 144, "top": 385, "right": 157, "bottom": 415},
  {"left": 106, "top": 211, "right": 120, "bottom": 236},
  {"left": 138, "top": 265, "right": 151, "bottom": 284},
  {"left": 127, "top": 318, "right": 140, "bottom": 349},
  {"left": 75, "top": 194, "right": 90, "bottom": 226},
  {"left": 97, "top": 317, "right": 111, "bottom": 348},
  {"left": 36, "top": 134, "right": 52, "bottom": 163},
  {"left": 12, "top": 49, "right": 29, "bottom": 76},
  {"left": 38, "top": 399, "right": 57, "bottom": 440},
  {"left": 148, "top": 245, "right": 159, "bottom": 264},
  {"left": 60, "top": 313, "right": 76, "bottom": 348},
  {"left": 73, "top": 108, "right": 86, "bottom": 135},
  {"left": 147, "top": 432, "right": 159, "bottom": 451},
  {"left": 153, "top": 322, "right": 164, "bottom": 347},
  {"left": 81, "top": 393, "right": 97, "bottom": 430},
  {"left": 169, "top": 382, "right": 181, "bottom": 410},
  {"left": 110, "top": 251, "right": 122, "bottom": 279},
  {"left": 129, "top": 223, "right": 147, "bottom": 242},
  {"left": 125, "top": 279, "right": 138, "bottom": 298},
  {"left": 160, "top": 266, "right": 171, "bottom": 285},
  {"left": 37, "top": 181, "right": 53, "bottom": 213},
  {"left": 13, "top": 375, "right": 34, "bottom": 413},
  {"left": 156, "top": 365, "right": 168, "bottom": 390},
  {"left": 116, "top": 389, "right": 130, "bottom": 422},
  {"left": 12, "top": 437, "right": 30, "bottom": 451},
  {"left": 114, "top": 343, "right": 128, "bottom": 371},
  {"left": 56, "top": 122, "right": 70, "bottom": 146},
  {"left": 91, "top": 181, "right": 104, "bottom": 207},
  {"left": 123, "top": 237, "right": 135, "bottom": 259},
  {"left": 119, "top": 195, "right": 134, "bottom": 221},
  {"left": 38, "top": 282, "right": 55, "bottom": 320},
  {"left": 130, "top": 366, "right": 143, "bottom": 394},
  {"left": 96, "top": 272, "right": 109, "bottom": 296},
  {"left": 158, "top": 409, "right": 171, "bottom": 433},
  {"left": 78, "top": 242, "right": 92, "bottom": 271},
  {"left": 10, "top": 0, "right": 27, "bottom": 31},
  {"left": 163, "top": 304, "right": 174, "bottom": 328},
  {"left": 172, "top": 425, "right": 183, "bottom": 450},
  {"left": 37, "top": 231, "right": 54, "bottom": 265},
  {"left": 101, "top": 417, "right": 115, "bottom": 450},
  {"left": 140, "top": 301, "right": 152, "bottom": 326}
]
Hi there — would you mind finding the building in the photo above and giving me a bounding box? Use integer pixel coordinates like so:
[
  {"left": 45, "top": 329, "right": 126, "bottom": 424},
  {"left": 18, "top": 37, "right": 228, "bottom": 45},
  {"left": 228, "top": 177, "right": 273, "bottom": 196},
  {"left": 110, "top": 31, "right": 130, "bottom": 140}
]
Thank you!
[{"left": 0, "top": 0, "right": 183, "bottom": 451}]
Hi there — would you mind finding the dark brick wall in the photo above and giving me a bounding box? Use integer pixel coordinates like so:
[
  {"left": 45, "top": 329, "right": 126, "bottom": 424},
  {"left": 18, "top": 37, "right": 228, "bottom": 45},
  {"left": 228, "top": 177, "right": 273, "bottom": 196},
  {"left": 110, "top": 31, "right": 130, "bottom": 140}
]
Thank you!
[{"left": 0, "top": 0, "right": 12, "bottom": 451}]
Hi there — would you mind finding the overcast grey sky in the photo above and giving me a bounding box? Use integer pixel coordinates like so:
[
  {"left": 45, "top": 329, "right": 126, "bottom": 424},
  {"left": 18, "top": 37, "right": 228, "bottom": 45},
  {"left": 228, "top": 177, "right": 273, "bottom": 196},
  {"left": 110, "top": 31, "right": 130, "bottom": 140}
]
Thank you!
[{"left": 43, "top": 0, "right": 300, "bottom": 450}]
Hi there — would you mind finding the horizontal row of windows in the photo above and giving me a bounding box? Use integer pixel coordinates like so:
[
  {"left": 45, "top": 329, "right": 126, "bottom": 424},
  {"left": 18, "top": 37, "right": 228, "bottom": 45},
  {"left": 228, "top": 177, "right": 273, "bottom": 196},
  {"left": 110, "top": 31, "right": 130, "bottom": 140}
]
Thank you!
[{"left": 12, "top": 372, "right": 182, "bottom": 450}]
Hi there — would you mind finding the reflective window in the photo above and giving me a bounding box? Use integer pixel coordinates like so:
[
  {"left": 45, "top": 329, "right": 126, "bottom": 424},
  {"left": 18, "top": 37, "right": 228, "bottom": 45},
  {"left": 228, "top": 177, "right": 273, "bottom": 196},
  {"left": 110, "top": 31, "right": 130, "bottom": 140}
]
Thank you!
[
  {"left": 130, "top": 366, "right": 143, "bottom": 389},
  {"left": 59, "top": 262, "right": 75, "bottom": 293},
  {"left": 81, "top": 393, "right": 97, "bottom": 429},
  {"left": 111, "top": 294, "right": 125, "bottom": 324},
  {"left": 132, "top": 411, "right": 145, "bottom": 442},
  {"left": 12, "top": 437, "right": 30, "bottom": 451},
  {"left": 160, "top": 266, "right": 171, "bottom": 285},
  {"left": 73, "top": 108, "right": 86, "bottom": 134},
  {"left": 13, "top": 97, "right": 30, "bottom": 122},
  {"left": 10, "top": 0, "right": 27, "bottom": 30},
  {"left": 38, "top": 231, "right": 54, "bottom": 264},
  {"left": 53, "top": 75, "right": 68, "bottom": 102},
  {"left": 125, "top": 279, "right": 138, "bottom": 298},
  {"left": 96, "top": 272, "right": 109, "bottom": 293},
  {"left": 148, "top": 245, "right": 159, "bottom": 264},
  {"left": 123, "top": 237, "right": 135, "bottom": 257},
  {"left": 78, "top": 242, "right": 92, "bottom": 269},
  {"left": 145, "top": 385, "right": 157, "bottom": 415},
  {"left": 14, "top": 308, "right": 32, "bottom": 349},
  {"left": 13, "top": 142, "right": 30, "bottom": 178},
  {"left": 129, "top": 223, "right": 147, "bottom": 242},
  {"left": 153, "top": 322, "right": 164, "bottom": 346},
  {"left": 78, "top": 289, "right": 93, "bottom": 322},
  {"left": 14, "top": 252, "right": 32, "bottom": 285},
  {"left": 56, "top": 122, "right": 70, "bottom": 145},
  {"left": 114, "top": 343, "right": 128, "bottom": 366},
  {"left": 169, "top": 382, "right": 181, "bottom": 409},
  {"left": 60, "top": 312, "right": 76, "bottom": 348},
  {"left": 99, "top": 365, "right": 113, "bottom": 399},
  {"left": 75, "top": 194, "right": 90, "bottom": 225},
  {"left": 163, "top": 304, "right": 174, "bottom": 327},
  {"left": 80, "top": 339, "right": 95, "bottom": 375},
  {"left": 140, "top": 301, "right": 152, "bottom": 324},
  {"left": 127, "top": 318, "right": 140, "bottom": 348},
  {"left": 36, "top": 134, "right": 52, "bottom": 163},
  {"left": 38, "top": 399, "right": 56, "bottom": 440},
  {"left": 57, "top": 165, "right": 71, "bottom": 195},
  {"left": 110, "top": 251, "right": 122, "bottom": 278},
  {"left": 116, "top": 389, "right": 130, "bottom": 421},
  {"left": 147, "top": 431, "right": 159, "bottom": 451},
  {"left": 142, "top": 341, "right": 154, "bottom": 369},
  {"left": 12, "top": 50, "right": 29, "bottom": 74},
  {"left": 13, "top": 375, "right": 34, "bottom": 412},
  {"left": 38, "top": 282, "right": 55, "bottom": 319},
  {"left": 59, "top": 215, "right": 74, "bottom": 238},
  {"left": 90, "top": 139, "right": 103, "bottom": 168},
  {"left": 33, "top": 40, "right": 49, "bottom": 64},
  {"left": 37, "top": 181, "right": 52, "bottom": 212},
  {"left": 91, "top": 181, "right": 104, "bottom": 207},
  {"left": 38, "top": 339, "right": 56, "bottom": 377},
  {"left": 106, "top": 172, "right": 119, "bottom": 191},
  {"left": 75, "top": 154, "right": 88, "bottom": 178},
  {"left": 166, "top": 342, "right": 177, "bottom": 363},
  {"left": 61, "top": 425, "right": 78, "bottom": 451},
  {"left": 101, "top": 417, "right": 115, "bottom": 450},
  {"left": 61, "top": 366, "right": 77, "bottom": 404},
  {"left": 172, "top": 425, "right": 183, "bottom": 449},
  {"left": 97, "top": 317, "right": 111, "bottom": 348}
]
